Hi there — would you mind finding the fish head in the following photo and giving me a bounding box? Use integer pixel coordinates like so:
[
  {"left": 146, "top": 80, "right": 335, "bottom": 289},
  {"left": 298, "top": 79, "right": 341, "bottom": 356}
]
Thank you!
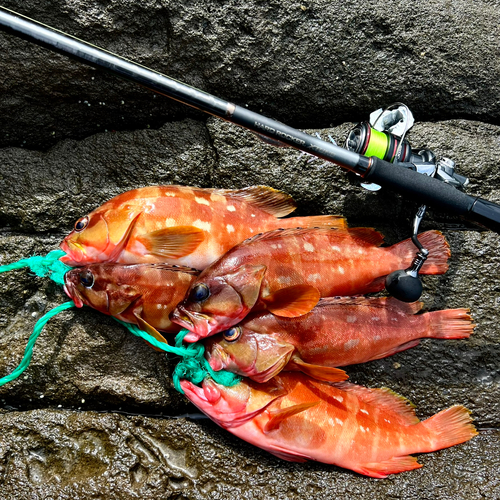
[
  {"left": 205, "top": 327, "right": 295, "bottom": 383},
  {"left": 171, "top": 264, "right": 267, "bottom": 342},
  {"left": 60, "top": 207, "right": 141, "bottom": 266},
  {"left": 180, "top": 376, "right": 286, "bottom": 429},
  {"left": 63, "top": 264, "right": 141, "bottom": 315}
]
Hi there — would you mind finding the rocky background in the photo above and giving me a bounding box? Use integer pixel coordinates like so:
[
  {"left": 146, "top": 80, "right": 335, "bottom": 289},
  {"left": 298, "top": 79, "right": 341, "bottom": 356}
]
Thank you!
[{"left": 0, "top": 1, "right": 499, "bottom": 499}]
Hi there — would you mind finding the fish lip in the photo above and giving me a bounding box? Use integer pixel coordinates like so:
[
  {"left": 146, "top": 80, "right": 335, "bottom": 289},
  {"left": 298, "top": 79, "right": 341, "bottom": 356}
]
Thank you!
[
  {"left": 180, "top": 380, "right": 208, "bottom": 404},
  {"left": 171, "top": 306, "right": 213, "bottom": 342},
  {"left": 62, "top": 275, "right": 84, "bottom": 308},
  {"left": 59, "top": 239, "right": 85, "bottom": 265}
]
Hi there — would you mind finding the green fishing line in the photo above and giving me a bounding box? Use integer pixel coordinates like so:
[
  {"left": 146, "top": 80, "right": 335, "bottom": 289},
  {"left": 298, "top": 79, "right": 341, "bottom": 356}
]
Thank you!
[{"left": 1, "top": 250, "right": 240, "bottom": 392}]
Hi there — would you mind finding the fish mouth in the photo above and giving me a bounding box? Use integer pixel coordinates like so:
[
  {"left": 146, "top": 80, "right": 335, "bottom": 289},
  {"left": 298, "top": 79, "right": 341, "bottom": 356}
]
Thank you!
[
  {"left": 206, "top": 344, "right": 228, "bottom": 372},
  {"left": 59, "top": 239, "right": 86, "bottom": 265},
  {"left": 171, "top": 306, "right": 214, "bottom": 342},
  {"left": 62, "top": 277, "right": 84, "bottom": 308}
]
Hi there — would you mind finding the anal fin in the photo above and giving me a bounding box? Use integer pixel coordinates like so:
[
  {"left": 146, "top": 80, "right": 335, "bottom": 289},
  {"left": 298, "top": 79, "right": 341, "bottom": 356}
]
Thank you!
[{"left": 358, "top": 455, "right": 422, "bottom": 478}]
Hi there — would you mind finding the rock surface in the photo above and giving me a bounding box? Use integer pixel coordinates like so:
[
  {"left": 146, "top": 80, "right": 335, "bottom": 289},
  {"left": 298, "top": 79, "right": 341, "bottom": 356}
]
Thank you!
[
  {"left": 1, "top": 1, "right": 500, "bottom": 150},
  {"left": 1, "top": 0, "right": 500, "bottom": 498}
]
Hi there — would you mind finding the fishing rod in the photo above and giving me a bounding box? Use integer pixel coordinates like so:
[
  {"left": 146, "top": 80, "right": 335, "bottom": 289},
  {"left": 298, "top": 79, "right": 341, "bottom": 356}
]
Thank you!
[{"left": 1, "top": 6, "right": 500, "bottom": 235}]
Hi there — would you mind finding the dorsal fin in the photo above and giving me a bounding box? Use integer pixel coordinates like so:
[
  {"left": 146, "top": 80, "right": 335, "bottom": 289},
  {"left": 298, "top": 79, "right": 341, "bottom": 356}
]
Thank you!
[
  {"left": 144, "top": 263, "right": 201, "bottom": 276},
  {"left": 214, "top": 186, "right": 297, "bottom": 217},
  {"left": 239, "top": 226, "right": 384, "bottom": 248},
  {"left": 333, "top": 382, "right": 420, "bottom": 424},
  {"left": 317, "top": 296, "right": 424, "bottom": 314}
]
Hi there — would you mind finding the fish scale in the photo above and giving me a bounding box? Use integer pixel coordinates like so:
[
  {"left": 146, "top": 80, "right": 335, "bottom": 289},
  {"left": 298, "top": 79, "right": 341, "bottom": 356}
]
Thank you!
[
  {"left": 172, "top": 227, "right": 451, "bottom": 341},
  {"left": 181, "top": 373, "right": 477, "bottom": 478},
  {"left": 60, "top": 185, "right": 346, "bottom": 269}
]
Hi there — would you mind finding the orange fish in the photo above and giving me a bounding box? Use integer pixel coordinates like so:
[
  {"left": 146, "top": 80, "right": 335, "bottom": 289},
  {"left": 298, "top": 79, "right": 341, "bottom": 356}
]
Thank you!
[
  {"left": 59, "top": 185, "right": 345, "bottom": 268},
  {"left": 181, "top": 373, "right": 477, "bottom": 478},
  {"left": 204, "top": 297, "right": 474, "bottom": 383},
  {"left": 63, "top": 263, "right": 199, "bottom": 344},
  {"left": 172, "top": 228, "right": 450, "bottom": 341}
]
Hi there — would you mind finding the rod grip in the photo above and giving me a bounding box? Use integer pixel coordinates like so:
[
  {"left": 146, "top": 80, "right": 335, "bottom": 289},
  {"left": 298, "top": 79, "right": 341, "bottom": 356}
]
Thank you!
[{"left": 364, "top": 158, "right": 500, "bottom": 234}]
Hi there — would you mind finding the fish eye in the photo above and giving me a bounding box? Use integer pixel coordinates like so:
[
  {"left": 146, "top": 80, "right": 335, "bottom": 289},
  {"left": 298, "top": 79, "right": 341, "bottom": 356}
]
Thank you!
[
  {"left": 74, "top": 216, "right": 89, "bottom": 232},
  {"left": 223, "top": 326, "right": 241, "bottom": 342},
  {"left": 79, "top": 269, "right": 94, "bottom": 288},
  {"left": 189, "top": 283, "right": 210, "bottom": 302}
]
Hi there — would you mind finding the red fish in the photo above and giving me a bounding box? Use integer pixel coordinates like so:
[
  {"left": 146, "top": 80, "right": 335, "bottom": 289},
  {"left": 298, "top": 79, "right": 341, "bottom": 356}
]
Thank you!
[
  {"left": 63, "top": 263, "right": 199, "bottom": 344},
  {"left": 204, "top": 297, "right": 474, "bottom": 382},
  {"left": 172, "top": 228, "right": 450, "bottom": 341},
  {"left": 181, "top": 373, "right": 477, "bottom": 478},
  {"left": 59, "top": 185, "right": 345, "bottom": 269}
]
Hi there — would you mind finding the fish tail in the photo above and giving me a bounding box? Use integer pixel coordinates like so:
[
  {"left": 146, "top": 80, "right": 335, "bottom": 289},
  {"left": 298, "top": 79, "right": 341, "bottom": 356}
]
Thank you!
[
  {"left": 273, "top": 214, "right": 347, "bottom": 230},
  {"left": 427, "top": 308, "right": 475, "bottom": 339},
  {"left": 420, "top": 405, "right": 478, "bottom": 451},
  {"left": 389, "top": 230, "right": 450, "bottom": 275}
]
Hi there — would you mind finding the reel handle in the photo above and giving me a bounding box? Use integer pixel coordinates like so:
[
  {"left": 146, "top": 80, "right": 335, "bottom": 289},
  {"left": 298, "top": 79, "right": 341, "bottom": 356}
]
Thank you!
[{"left": 364, "top": 157, "right": 500, "bottom": 234}]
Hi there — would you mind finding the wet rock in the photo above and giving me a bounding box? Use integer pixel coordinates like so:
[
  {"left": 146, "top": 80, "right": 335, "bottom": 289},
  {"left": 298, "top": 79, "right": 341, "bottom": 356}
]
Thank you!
[
  {"left": 0, "top": 410, "right": 498, "bottom": 499},
  {"left": 1, "top": 1, "right": 500, "bottom": 149}
]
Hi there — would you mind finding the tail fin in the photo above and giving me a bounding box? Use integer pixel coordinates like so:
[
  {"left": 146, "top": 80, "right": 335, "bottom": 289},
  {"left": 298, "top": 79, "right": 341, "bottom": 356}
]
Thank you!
[
  {"left": 421, "top": 405, "right": 478, "bottom": 451},
  {"left": 389, "top": 230, "right": 450, "bottom": 275},
  {"left": 275, "top": 214, "right": 347, "bottom": 230},
  {"left": 427, "top": 309, "right": 475, "bottom": 340}
]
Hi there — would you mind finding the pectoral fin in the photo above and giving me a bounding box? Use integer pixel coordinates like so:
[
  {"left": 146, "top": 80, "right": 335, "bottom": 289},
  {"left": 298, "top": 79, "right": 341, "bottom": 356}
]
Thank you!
[
  {"left": 291, "top": 356, "right": 349, "bottom": 383},
  {"left": 134, "top": 313, "right": 170, "bottom": 352},
  {"left": 263, "top": 285, "right": 320, "bottom": 317},
  {"left": 138, "top": 226, "right": 205, "bottom": 259},
  {"left": 264, "top": 401, "right": 320, "bottom": 433}
]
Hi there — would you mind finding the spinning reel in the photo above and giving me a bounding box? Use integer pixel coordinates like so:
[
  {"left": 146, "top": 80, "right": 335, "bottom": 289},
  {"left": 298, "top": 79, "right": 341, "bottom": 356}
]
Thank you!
[{"left": 346, "top": 104, "right": 469, "bottom": 302}]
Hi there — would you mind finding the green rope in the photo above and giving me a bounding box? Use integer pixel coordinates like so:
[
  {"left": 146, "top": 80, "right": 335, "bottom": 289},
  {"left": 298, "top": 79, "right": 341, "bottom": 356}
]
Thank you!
[
  {"left": 0, "top": 301, "right": 76, "bottom": 387},
  {"left": 117, "top": 321, "right": 241, "bottom": 394},
  {"left": 0, "top": 250, "right": 241, "bottom": 392},
  {"left": 0, "top": 249, "right": 72, "bottom": 285}
]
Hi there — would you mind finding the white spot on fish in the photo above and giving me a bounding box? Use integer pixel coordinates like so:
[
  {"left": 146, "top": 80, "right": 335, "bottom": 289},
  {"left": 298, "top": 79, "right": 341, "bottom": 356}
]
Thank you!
[
  {"left": 278, "top": 276, "right": 292, "bottom": 285},
  {"left": 227, "top": 205, "right": 236, "bottom": 212},
  {"left": 373, "top": 335, "right": 381, "bottom": 341},
  {"left": 164, "top": 192, "right": 176, "bottom": 197},
  {"left": 271, "top": 244, "right": 278, "bottom": 249},
  {"left": 304, "top": 242, "right": 315, "bottom": 252},
  {"left": 331, "top": 245, "right": 341, "bottom": 252},
  {"left": 308, "top": 273, "right": 321, "bottom": 281},
  {"left": 360, "top": 409, "right": 369, "bottom": 415},
  {"left": 391, "top": 318, "right": 398, "bottom": 322},
  {"left": 360, "top": 426, "right": 366, "bottom": 433},
  {"left": 164, "top": 218, "right": 176, "bottom": 226},
  {"left": 193, "top": 219, "right": 211, "bottom": 231},
  {"left": 251, "top": 214, "right": 256, "bottom": 217},
  {"left": 226, "top": 224, "right": 235, "bottom": 233},
  {"left": 358, "top": 248, "right": 364, "bottom": 254},
  {"left": 344, "top": 338, "right": 359, "bottom": 350},
  {"left": 333, "top": 395, "right": 343, "bottom": 403},
  {"left": 335, "top": 418, "right": 344, "bottom": 426},
  {"left": 195, "top": 196, "right": 210, "bottom": 206},
  {"left": 143, "top": 204, "right": 155, "bottom": 214},
  {"left": 346, "top": 315, "right": 357, "bottom": 323},
  {"left": 210, "top": 193, "right": 226, "bottom": 203},
  {"left": 157, "top": 304, "right": 162, "bottom": 309},
  {"left": 384, "top": 419, "right": 391, "bottom": 424},
  {"left": 372, "top": 317, "right": 381, "bottom": 322},
  {"left": 338, "top": 266, "right": 345, "bottom": 274}
]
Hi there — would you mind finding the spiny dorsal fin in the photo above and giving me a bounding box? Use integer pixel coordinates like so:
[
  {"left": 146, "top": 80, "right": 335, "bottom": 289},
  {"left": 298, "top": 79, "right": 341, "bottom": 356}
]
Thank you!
[
  {"left": 214, "top": 186, "right": 297, "bottom": 217},
  {"left": 333, "top": 382, "right": 420, "bottom": 424},
  {"left": 317, "top": 296, "right": 424, "bottom": 314},
  {"left": 145, "top": 263, "right": 201, "bottom": 276},
  {"left": 264, "top": 401, "right": 320, "bottom": 433}
]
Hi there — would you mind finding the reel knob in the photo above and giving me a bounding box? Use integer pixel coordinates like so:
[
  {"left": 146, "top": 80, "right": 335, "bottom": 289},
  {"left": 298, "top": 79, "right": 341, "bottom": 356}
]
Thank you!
[{"left": 385, "top": 270, "right": 423, "bottom": 303}]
